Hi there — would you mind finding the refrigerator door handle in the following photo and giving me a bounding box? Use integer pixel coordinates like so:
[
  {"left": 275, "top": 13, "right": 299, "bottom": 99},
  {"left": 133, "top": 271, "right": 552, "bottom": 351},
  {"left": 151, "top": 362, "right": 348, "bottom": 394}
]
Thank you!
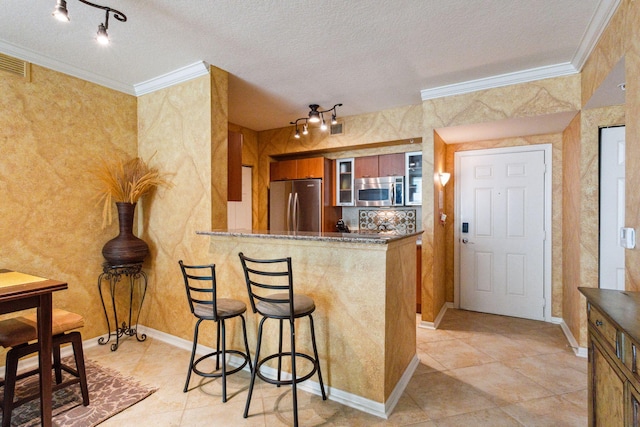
[
  {"left": 286, "top": 192, "right": 293, "bottom": 231},
  {"left": 293, "top": 192, "right": 299, "bottom": 231}
]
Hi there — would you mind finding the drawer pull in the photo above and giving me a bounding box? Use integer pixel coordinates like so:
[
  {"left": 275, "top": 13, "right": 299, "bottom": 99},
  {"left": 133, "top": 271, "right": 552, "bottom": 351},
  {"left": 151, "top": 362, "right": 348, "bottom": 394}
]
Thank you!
[
  {"left": 633, "top": 344, "right": 637, "bottom": 374},
  {"left": 595, "top": 320, "right": 603, "bottom": 327}
]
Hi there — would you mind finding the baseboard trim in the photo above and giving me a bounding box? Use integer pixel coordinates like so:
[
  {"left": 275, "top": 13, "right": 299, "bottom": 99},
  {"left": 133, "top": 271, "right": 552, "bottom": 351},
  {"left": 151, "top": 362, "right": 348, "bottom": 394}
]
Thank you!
[
  {"left": 137, "top": 325, "right": 408, "bottom": 419},
  {"left": 552, "top": 316, "right": 587, "bottom": 358},
  {"left": 418, "top": 302, "right": 453, "bottom": 330}
]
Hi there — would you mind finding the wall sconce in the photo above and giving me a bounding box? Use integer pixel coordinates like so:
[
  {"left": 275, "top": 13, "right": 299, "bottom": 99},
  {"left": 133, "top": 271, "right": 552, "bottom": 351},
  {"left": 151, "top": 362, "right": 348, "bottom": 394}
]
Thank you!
[
  {"left": 52, "top": 0, "right": 127, "bottom": 45},
  {"left": 439, "top": 172, "right": 451, "bottom": 187},
  {"left": 290, "top": 104, "right": 342, "bottom": 139}
]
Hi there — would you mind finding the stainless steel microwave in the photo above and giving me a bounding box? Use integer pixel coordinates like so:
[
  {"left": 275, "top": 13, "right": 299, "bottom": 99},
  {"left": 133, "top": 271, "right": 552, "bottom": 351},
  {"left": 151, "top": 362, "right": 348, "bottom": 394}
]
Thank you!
[{"left": 355, "top": 176, "right": 404, "bottom": 207}]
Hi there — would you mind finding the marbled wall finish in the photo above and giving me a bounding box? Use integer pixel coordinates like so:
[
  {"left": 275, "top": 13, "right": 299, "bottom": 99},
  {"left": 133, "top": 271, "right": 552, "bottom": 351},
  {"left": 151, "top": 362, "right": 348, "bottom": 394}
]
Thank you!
[
  {"left": 204, "top": 235, "right": 416, "bottom": 404},
  {"left": 137, "top": 74, "right": 215, "bottom": 340},
  {"left": 228, "top": 123, "right": 260, "bottom": 230},
  {"left": 210, "top": 67, "right": 229, "bottom": 230},
  {"left": 580, "top": 0, "right": 640, "bottom": 295},
  {"left": 562, "top": 113, "right": 583, "bottom": 345},
  {"left": 422, "top": 74, "right": 580, "bottom": 322},
  {"left": 580, "top": 106, "right": 624, "bottom": 346},
  {"left": 444, "top": 133, "right": 564, "bottom": 317},
  {"left": 384, "top": 237, "right": 417, "bottom": 398},
  {"left": 622, "top": 2, "right": 640, "bottom": 292},
  {"left": 431, "top": 131, "right": 447, "bottom": 321},
  {"left": 257, "top": 105, "right": 425, "bottom": 230},
  {"left": 581, "top": 0, "right": 628, "bottom": 108},
  {"left": 0, "top": 64, "right": 137, "bottom": 343}
]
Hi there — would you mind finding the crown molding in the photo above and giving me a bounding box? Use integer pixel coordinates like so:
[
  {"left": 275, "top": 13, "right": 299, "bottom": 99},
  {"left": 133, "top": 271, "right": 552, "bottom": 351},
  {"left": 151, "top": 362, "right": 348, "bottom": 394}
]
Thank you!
[
  {"left": 0, "top": 40, "right": 209, "bottom": 97},
  {"left": 133, "top": 61, "right": 210, "bottom": 96},
  {"left": 571, "top": 0, "right": 621, "bottom": 71},
  {"left": 421, "top": 0, "right": 620, "bottom": 101},
  {"left": 420, "top": 63, "right": 578, "bottom": 101},
  {"left": 0, "top": 39, "right": 135, "bottom": 94}
]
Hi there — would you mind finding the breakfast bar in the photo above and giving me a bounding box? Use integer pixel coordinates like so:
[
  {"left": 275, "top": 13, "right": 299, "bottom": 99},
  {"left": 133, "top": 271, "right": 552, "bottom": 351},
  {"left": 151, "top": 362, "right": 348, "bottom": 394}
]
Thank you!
[{"left": 196, "top": 229, "right": 421, "bottom": 417}]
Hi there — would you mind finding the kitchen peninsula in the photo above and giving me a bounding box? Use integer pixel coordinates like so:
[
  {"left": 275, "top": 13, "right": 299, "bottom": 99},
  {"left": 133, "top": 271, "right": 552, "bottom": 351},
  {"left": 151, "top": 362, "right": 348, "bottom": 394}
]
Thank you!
[{"left": 196, "top": 229, "right": 421, "bottom": 417}]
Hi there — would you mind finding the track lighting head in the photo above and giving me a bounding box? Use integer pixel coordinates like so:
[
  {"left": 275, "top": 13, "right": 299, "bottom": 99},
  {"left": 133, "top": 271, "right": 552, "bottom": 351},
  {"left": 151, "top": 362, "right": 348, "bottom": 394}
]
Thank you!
[
  {"left": 290, "top": 104, "right": 342, "bottom": 138},
  {"left": 308, "top": 105, "right": 321, "bottom": 123},
  {"left": 96, "top": 23, "right": 109, "bottom": 45},
  {"left": 52, "top": 0, "right": 127, "bottom": 45},
  {"left": 52, "top": 0, "right": 70, "bottom": 21}
]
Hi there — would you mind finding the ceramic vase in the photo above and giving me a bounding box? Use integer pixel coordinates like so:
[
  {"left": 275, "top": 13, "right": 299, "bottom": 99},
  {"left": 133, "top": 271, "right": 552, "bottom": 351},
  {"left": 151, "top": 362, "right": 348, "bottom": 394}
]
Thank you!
[{"left": 101, "top": 202, "right": 149, "bottom": 265}]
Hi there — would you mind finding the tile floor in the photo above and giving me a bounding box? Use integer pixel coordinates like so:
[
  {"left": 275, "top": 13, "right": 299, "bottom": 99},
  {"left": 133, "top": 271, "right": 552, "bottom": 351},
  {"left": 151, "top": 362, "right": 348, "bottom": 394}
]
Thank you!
[{"left": 85, "top": 309, "right": 588, "bottom": 426}]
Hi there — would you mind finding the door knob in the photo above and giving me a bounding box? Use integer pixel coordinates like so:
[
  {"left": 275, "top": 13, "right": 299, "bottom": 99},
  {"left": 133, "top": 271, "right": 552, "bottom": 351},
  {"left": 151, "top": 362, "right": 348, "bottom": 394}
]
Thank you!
[{"left": 462, "top": 238, "right": 474, "bottom": 244}]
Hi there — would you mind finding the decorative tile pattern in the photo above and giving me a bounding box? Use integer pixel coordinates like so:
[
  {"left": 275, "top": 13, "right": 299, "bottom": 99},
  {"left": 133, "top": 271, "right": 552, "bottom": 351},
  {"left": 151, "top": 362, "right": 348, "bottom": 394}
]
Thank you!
[{"left": 359, "top": 209, "right": 416, "bottom": 234}]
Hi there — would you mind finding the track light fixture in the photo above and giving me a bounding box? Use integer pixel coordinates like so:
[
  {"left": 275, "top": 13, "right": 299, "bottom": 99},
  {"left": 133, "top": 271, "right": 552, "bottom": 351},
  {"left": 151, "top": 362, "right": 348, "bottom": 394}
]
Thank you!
[
  {"left": 290, "top": 104, "right": 342, "bottom": 138},
  {"left": 52, "top": 0, "right": 127, "bottom": 45}
]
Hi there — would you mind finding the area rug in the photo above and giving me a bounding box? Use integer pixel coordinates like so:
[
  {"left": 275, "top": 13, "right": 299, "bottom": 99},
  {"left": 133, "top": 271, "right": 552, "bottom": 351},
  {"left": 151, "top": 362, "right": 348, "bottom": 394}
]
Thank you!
[{"left": 1, "top": 357, "right": 157, "bottom": 426}]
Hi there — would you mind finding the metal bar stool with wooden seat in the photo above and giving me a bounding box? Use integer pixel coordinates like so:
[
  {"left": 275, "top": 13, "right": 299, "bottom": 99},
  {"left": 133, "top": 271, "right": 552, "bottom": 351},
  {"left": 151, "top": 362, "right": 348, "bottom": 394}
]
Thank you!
[
  {"left": 179, "top": 260, "right": 252, "bottom": 402},
  {"left": 0, "top": 309, "right": 89, "bottom": 427},
  {"left": 238, "top": 252, "right": 326, "bottom": 427}
]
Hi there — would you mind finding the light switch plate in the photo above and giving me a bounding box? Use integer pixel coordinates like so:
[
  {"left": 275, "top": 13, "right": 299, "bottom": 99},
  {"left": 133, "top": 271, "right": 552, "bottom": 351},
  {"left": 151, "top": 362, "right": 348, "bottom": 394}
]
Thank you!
[{"left": 621, "top": 227, "right": 636, "bottom": 249}]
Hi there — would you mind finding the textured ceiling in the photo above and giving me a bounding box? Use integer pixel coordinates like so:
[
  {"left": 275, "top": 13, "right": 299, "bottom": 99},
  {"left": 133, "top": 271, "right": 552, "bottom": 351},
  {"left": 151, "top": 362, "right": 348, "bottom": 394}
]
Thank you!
[{"left": 0, "top": 0, "right": 621, "bottom": 134}]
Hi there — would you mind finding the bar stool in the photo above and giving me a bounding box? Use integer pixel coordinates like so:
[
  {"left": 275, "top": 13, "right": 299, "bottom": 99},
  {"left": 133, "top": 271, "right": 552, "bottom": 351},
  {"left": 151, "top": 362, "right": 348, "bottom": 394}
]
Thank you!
[
  {"left": 238, "top": 252, "right": 326, "bottom": 427},
  {"left": 0, "top": 309, "right": 89, "bottom": 427},
  {"left": 179, "top": 260, "right": 252, "bottom": 402}
]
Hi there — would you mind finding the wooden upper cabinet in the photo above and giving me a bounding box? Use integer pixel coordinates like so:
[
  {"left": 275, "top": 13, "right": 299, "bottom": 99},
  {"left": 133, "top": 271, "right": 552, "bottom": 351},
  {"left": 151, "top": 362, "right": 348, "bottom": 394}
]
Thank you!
[
  {"left": 228, "top": 130, "right": 243, "bottom": 201},
  {"left": 355, "top": 154, "right": 405, "bottom": 178},
  {"left": 270, "top": 159, "right": 297, "bottom": 181},
  {"left": 378, "top": 153, "right": 405, "bottom": 177},
  {"left": 270, "top": 157, "right": 325, "bottom": 181},
  {"left": 354, "top": 156, "right": 379, "bottom": 178},
  {"left": 297, "top": 157, "right": 324, "bottom": 179}
]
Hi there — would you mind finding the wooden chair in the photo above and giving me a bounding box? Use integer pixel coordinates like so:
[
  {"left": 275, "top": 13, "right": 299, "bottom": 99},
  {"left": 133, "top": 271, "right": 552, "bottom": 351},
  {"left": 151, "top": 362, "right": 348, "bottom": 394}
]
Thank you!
[{"left": 0, "top": 309, "right": 89, "bottom": 427}]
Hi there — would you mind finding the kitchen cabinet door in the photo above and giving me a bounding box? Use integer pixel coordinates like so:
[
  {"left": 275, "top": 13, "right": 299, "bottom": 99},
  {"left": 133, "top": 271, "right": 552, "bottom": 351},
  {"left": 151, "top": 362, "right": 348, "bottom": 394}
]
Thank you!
[
  {"left": 336, "top": 158, "right": 354, "bottom": 206},
  {"left": 590, "top": 338, "right": 625, "bottom": 426},
  {"left": 270, "top": 159, "right": 297, "bottom": 181},
  {"left": 628, "top": 383, "right": 640, "bottom": 426},
  {"left": 228, "top": 130, "right": 243, "bottom": 201},
  {"left": 297, "top": 157, "right": 324, "bottom": 179},
  {"left": 378, "top": 153, "right": 405, "bottom": 177},
  {"left": 406, "top": 151, "right": 422, "bottom": 205},
  {"left": 355, "top": 156, "right": 378, "bottom": 178}
]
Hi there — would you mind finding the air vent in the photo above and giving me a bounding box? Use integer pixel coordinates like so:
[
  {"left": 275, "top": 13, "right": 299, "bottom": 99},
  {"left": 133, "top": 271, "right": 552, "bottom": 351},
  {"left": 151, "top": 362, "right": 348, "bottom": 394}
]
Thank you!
[
  {"left": 330, "top": 122, "right": 344, "bottom": 135},
  {"left": 0, "top": 53, "right": 30, "bottom": 80}
]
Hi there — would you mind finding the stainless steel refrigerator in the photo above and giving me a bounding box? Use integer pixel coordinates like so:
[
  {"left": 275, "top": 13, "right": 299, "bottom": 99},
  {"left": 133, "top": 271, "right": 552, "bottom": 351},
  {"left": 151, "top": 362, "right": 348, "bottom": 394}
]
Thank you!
[{"left": 269, "top": 179, "right": 322, "bottom": 232}]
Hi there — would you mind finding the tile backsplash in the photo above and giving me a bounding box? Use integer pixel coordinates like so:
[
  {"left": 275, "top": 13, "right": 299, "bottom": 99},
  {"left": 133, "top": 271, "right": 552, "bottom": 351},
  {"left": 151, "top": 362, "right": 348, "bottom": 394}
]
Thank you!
[{"left": 341, "top": 207, "right": 420, "bottom": 234}]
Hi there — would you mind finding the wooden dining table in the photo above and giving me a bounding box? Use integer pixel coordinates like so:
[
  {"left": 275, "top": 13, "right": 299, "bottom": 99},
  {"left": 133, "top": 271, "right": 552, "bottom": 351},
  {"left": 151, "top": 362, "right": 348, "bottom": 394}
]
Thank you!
[{"left": 0, "top": 269, "right": 68, "bottom": 427}]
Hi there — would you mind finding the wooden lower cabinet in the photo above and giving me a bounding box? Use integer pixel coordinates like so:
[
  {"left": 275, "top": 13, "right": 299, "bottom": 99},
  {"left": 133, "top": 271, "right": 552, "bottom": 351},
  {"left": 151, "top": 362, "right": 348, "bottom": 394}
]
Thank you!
[
  {"left": 590, "top": 339, "right": 624, "bottom": 425},
  {"left": 580, "top": 288, "right": 640, "bottom": 426},
  {"left": 629, "top": 383, "right": 640, "bottom": 426}
]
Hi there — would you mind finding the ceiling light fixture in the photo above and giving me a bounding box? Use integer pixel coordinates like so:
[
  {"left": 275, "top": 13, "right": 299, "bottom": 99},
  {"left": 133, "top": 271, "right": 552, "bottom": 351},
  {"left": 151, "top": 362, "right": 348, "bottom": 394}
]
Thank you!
[
  {"left": 52, "top": 0, "right": 127, "bottom": 45},
  {"left": 290, "top": 104, "right": 342, "bottom": 139}
]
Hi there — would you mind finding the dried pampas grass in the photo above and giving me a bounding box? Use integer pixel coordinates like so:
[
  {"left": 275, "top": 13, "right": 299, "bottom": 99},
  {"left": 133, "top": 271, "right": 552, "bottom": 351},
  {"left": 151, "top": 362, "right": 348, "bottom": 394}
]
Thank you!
[{"left": 94, "top": 156, "right": 171, "bottom": 228}]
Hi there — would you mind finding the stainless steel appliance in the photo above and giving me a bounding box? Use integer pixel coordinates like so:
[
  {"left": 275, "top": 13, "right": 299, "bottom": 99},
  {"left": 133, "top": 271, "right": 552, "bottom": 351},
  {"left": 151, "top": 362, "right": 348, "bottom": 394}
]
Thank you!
[
  {"left": 269, "top": 179, "right": 322, "bottom": 232},
  {"left": 355, "top": 176, "right": 404, "bottom": 207}
]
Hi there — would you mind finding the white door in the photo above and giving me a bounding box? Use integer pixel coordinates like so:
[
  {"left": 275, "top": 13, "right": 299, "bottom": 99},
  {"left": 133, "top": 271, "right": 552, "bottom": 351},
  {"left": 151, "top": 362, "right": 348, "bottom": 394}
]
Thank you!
[
  {"left": 227, "top": 166, "right": 252, "bottom": 230},
  {"left": 599, "top": 126, "right": 625, "bottom": 290},
  {"left": 458, "top": 148, "right": 547, "bottom": 320}
]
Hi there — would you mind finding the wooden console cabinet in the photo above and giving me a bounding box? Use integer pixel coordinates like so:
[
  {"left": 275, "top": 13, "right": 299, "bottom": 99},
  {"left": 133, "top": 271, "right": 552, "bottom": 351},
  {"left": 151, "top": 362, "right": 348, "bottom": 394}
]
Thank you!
[{"left": 579, "top": 287, "right": 640, "bottom": 426}]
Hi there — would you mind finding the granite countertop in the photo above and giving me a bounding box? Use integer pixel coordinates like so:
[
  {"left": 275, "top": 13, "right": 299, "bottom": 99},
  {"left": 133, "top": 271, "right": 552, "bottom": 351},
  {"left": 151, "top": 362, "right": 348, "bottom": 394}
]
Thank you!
[{"left": 197, "top": 229, "right": 423, "bottom": 244}]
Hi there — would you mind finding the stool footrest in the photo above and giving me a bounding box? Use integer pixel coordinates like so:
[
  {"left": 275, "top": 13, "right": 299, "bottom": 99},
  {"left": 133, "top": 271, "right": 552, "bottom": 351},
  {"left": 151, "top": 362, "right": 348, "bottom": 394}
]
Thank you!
[
  {"left": 255, "top": 352, "right": 319, "bottom": 386},
  {"left": 192, "top": 350, "right": 250, "bottom": 379}
]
